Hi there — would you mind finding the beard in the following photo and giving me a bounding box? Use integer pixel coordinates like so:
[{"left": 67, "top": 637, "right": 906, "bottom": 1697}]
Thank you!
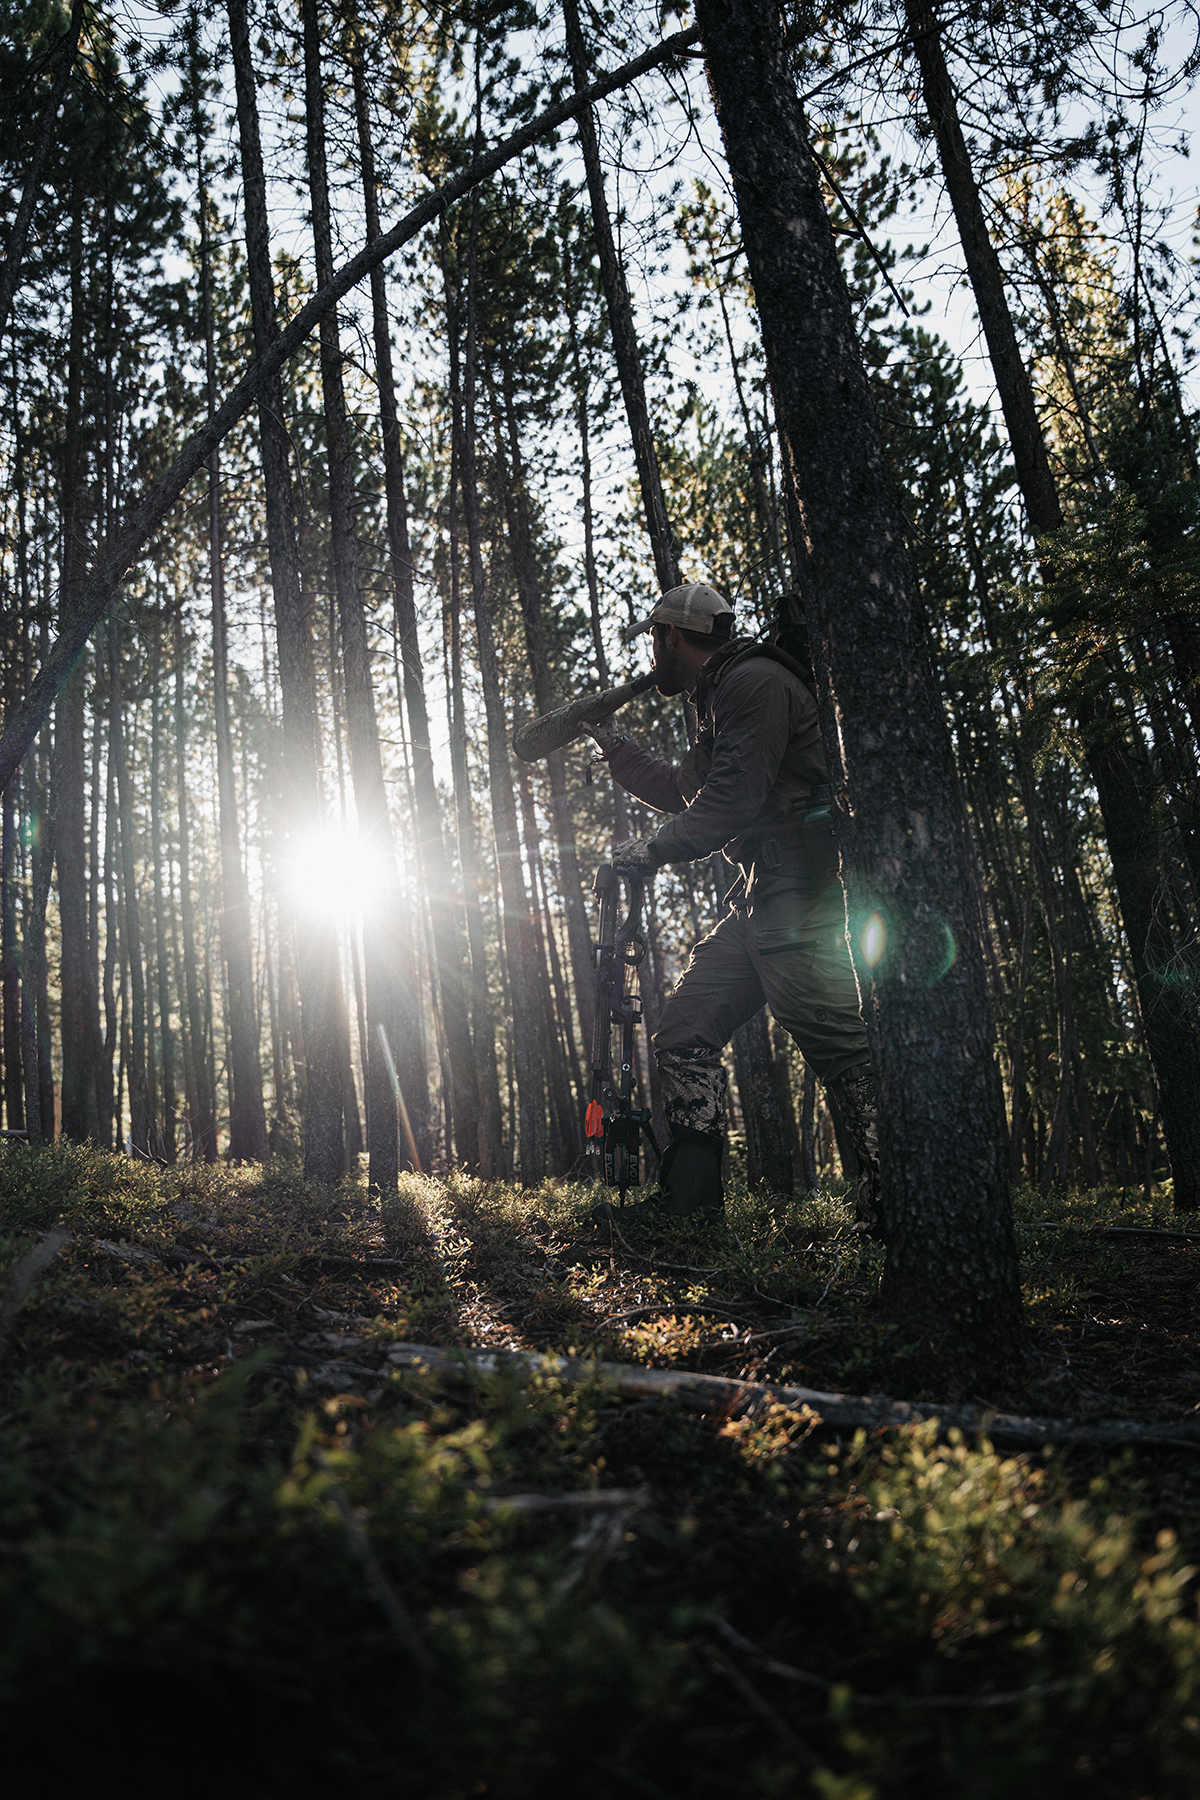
[{"left": 651, "top": 642, "right": 689, "bottom": 697}]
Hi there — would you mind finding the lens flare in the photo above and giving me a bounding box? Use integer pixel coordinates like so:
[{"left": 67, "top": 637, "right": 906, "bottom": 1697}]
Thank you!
[
  {"left": 860, "top": 912, "right": 887, "bottom": 969},
  {"left": 285, "top": 825, "right": 384, "bottom": 922}
]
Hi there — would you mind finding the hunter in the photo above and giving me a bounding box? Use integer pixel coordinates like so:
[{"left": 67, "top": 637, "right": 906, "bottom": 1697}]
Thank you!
[{"left": 589, "top": 582, "right": 881, "bottom": 1232}]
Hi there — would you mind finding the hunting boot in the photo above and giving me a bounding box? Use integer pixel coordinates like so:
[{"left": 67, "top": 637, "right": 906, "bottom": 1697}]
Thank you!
[
  {"left": 827, "top": 1066, "right": 884, "bottom": 1240},
  {"left": 590, "top": 1129, "right": 725, "bottom": 1228}
]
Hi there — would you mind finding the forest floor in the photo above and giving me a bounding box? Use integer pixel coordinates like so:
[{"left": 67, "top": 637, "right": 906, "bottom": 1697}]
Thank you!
[{"left": 1, "top": 1143, "right": 1199, "bottom": 1799}]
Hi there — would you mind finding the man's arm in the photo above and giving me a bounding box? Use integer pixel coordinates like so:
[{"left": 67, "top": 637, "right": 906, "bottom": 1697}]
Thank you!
[
  {"left": 589, "top": 717, "right": 687, "bottom": 814},
  {"left": 646, "top": 661, "right": 795, "bottom": 865}
]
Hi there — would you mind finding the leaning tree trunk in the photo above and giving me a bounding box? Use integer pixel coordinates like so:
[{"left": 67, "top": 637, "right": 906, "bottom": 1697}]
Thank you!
[
  {"left": 908, "top": 0, "right": 1200, "bottom": 1210},
  {"left": 698, "top": 0, "right": 1023, "bottom": 1368},
  {"left": 228, "top": 0, "right": 344, "bottom": 1183}
]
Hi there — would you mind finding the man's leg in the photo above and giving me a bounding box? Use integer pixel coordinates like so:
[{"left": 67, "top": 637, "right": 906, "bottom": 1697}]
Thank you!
[
  {"left": 748, "top": 880, "right": 883, "bottom": 1235},
  {"left": 649, "top": 908, "right": 766, "bottom": 1216}
]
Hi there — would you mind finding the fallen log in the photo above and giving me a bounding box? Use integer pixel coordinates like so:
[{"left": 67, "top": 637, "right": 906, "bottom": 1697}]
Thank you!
[
  {"left": 383, "top": 1343, "right": 1200, "bottom": 1453},
  {"left": 1029, "top": 1222, "right": 1200, "bottom": 1246}
]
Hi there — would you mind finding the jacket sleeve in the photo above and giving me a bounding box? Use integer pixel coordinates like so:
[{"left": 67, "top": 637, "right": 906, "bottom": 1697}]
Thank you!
[
  {"left": 604, "top": 738, "right": 686, "bottom": 814},
  {"left": 647, "top": 663, "right": 792, "bottom": 865}
]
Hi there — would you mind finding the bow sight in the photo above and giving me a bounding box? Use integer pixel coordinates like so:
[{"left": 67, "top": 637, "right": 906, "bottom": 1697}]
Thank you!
[{"left": 584, "top": 862, "right": 661, "bottom": 1200}]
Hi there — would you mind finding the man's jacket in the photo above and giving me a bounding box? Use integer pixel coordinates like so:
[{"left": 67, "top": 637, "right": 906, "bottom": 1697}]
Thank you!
[{"left": 604, "top": 638, "right": 828, "bottom": 881}]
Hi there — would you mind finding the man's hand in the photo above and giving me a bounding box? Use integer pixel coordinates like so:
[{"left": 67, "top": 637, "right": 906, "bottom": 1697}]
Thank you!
[
  {"left": 611, "top": 836, "right": 656, "bottom": 871},
  {"left": 586, "top": 715, "right": 631, "bottom": 753}
]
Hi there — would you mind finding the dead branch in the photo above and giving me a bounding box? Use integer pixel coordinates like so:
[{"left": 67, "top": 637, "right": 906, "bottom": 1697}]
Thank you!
[
  {"left": 382, "top": 1342, "right": 1200, "bottom": 1452},
  {"left": 711, "top": 1620, "right": 1075, "bottom": 1709},
  {"left": 483, "top": 1487, "right": 650, "bottom": 1513}
]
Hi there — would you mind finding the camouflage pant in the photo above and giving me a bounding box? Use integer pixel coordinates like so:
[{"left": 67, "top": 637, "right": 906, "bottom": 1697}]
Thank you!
[{"left": 653, "top": 877, "right": 870, "bottom": 1138}]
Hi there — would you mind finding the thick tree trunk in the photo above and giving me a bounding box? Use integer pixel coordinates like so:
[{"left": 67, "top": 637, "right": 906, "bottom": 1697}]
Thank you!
[
  {"left": 198, "top": 144, "right": 267, "bottom": 1164},
  {"left": 698, "top": 0, "right": 1022, "bottom": 1366},
  {"left": 303, "top": 0, "right": 424, "bottom": 1188},
  {"left": 228, "top": 0, "right": 343, "bottom": 1183}
]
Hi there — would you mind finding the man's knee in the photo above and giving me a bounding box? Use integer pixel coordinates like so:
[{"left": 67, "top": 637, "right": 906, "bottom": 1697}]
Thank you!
[{"left": 656, "top": 1045, "right": 727, "bottom": 1137}]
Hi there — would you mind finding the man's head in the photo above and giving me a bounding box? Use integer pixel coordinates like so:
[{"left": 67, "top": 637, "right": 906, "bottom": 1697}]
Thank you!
[{"left": 625, "top": 583, "right": 735, "bottom": 698}]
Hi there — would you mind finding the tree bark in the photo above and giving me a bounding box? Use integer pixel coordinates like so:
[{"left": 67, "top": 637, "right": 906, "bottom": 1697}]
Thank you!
[
  {"left": 698, "top": 0, "right": 1022, "bottom": 1367},
  {"left": 198, "top": 132, "right": 267, "bottom": 1164},
  {"left": 54, "top": 192, "right": 103, "bottom": 1143},
  {"left": 461, "top": 170, "right": 544, "bottom": 1186},
  {"left": 732, "top": 1009, "right": 794, "bottom": 1197},
  {"left": 441, "top": 240, "right": 504, "bottom": 1176},
  {"left": 350, "top": 40, "right": 475, "bottom": 1169},
  {"left": 173, "top": 600, "right": 216, "bottom": 1159},
  {"left": 490, "top": 359, "right": 595, "bottom": 1045},
  {"left": 108, "top": 622, "right": 148, "bottom": 1155},
  {"left": 228, "top": 0, "right": 343, "bottom": 1183},
  {"left": 149, "top": 622, "right": 176, "bottom": 1163}
]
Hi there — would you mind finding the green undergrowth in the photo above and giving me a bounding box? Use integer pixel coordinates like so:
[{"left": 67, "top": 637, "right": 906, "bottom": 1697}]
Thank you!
[{"left": 0, "top": 1142, "right": 1197, "bottom": 1797}]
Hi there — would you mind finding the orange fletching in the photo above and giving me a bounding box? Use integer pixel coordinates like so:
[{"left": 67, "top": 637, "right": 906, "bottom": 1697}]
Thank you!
[{"left": 585, "top": 1101, "right": 605, "bottom": 1138}]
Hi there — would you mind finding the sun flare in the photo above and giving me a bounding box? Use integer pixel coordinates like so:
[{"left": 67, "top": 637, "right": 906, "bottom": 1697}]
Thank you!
[{"left": 284, "top": 825, "right": 385, "bottom": 923}]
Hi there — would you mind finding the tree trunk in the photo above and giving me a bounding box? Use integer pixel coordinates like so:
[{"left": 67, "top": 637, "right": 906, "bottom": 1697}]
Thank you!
[
  {"left": 732, "top": 1009, "right": 794, "bottom": 1198},
  {"left": 303, "top": 0, "right": 424, "bottom": 1188},
  {"left": 228, "top": 0, "right": 343, "bottom": 1183},
  {"left": 173, "top": 600, "right": 216, "bottom": 1160},
  {"left": 149, "top": 623, "right": 176, "bottom": 1162},
  {"left": 698, "top": 0, "right": 1022, "bottom": 1367},
  {"left": 54, "top": 192, "right": 102, "bottom": 1143},
  {"left": 109, "top": 622, "right": 149, "bottom": 1156},
  {"left": 461, "top": 165, "right": 544, "bottom": 1185},
  {"left": 563, "top": 0, "right": 681, "bottom": 596},
  {"left": 441, "top": 244, "right": 504, "bottom": 1175},
  {"left": 491, "top": 359, "right": 595, "bottom": 1043},
  {"left": 350, "top": 40, "right": 474, "bottom": 1167},
  {"left": 198, "top": 138, "right": 267, "bottom": 1164}
]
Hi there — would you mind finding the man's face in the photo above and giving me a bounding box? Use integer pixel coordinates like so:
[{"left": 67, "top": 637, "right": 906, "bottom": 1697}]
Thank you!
[{"left": 649, "top": 621, "right": 690, "bottom": 697}]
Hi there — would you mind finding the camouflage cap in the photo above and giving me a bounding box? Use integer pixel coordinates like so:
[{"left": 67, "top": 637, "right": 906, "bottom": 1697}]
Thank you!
[{"left": 624, "top": 582, "right": 735, "bottom": 642}]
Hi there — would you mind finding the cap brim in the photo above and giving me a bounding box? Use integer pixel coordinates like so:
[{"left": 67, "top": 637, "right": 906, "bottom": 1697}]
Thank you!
[{"left": 622, "top": 614, "right": 656, "bottom": 643}]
